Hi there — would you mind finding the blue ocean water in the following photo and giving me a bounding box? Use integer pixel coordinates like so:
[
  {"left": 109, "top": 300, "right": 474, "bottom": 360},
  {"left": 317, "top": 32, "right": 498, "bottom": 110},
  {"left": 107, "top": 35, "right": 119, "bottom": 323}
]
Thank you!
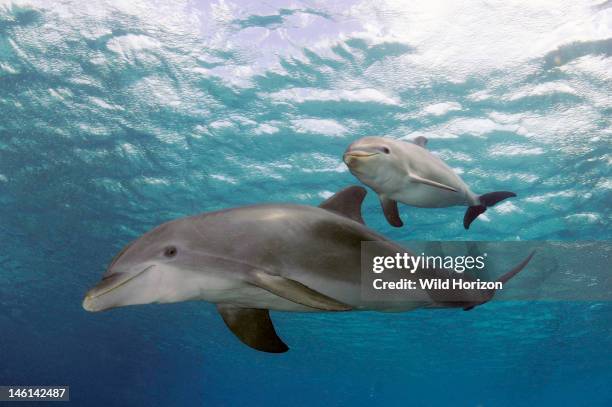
[{"left": 0, "top": 1, "right": 611, "bottom": 405}]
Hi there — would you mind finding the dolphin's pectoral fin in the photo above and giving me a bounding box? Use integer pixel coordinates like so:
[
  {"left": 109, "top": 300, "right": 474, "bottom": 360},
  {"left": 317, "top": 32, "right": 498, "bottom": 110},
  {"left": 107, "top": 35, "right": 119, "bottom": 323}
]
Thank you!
[
  {"left": 249, "top": 271, "right": 352, "bottom": 311},
  {"left": 217, "top": 304, "right": 289, "bottom": 353},
  {"left": 408, "top": 173, "right": 458, "bottom": 193},
  {"left": 412, "top": 136, "right": 428, "bottom": 148},
  {"left": 380, "top": 197, "right": 403, "bottom": 227},
  {"left": 319, "top": 185, "right": 367, "bottom": 224}
]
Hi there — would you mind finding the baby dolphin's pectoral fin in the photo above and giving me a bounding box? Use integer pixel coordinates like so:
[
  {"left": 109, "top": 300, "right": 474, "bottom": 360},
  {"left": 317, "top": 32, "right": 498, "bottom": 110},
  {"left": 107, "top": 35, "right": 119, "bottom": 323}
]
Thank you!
[
  {"left": 217, "top": 304, "right": 289, "bottom": 353},
  {"left": 380, "top": 196, "right": 404, "bottom": 227},
  {"left": 249, "top": 271, "right": 352, "bottom": 311},
  {"left": 319, "top": 185, "right": 367, "bottom": 224},
  {"left": 408, "top": 173, "right": 458, "bottom": 193}
]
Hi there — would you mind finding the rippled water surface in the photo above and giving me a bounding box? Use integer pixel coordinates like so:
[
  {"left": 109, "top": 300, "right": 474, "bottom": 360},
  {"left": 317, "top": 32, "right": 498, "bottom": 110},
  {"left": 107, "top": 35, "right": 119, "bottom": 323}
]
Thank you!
[{"left": 0, "top": 1, "right": 611, "bottom": 406}]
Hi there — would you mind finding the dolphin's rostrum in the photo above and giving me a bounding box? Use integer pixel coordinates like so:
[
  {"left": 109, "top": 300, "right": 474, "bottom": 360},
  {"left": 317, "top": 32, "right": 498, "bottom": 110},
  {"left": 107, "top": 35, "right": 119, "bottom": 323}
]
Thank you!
[{"left": 83, "top": 186, "right": 533, "bottom": 353}]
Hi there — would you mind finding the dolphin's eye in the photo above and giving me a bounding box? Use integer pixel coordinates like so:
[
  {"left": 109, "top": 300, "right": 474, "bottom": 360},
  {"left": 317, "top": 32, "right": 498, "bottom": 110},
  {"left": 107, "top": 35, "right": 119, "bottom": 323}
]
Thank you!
[
  {"left": 164, "top": 246, "right": 177, "bottom": 258},
  {"left": 382, "top": 147, "right": 390, "bottom": 154}
]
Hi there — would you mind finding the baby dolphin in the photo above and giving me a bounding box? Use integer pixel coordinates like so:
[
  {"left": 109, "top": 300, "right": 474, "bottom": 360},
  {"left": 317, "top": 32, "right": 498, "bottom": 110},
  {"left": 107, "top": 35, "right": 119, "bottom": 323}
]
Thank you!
[
  {"left": 82, "top": 186, "right": 532, "bottom": 353},
  {"left": 343, "top": 136, "right": 516, "bottom": 229}
]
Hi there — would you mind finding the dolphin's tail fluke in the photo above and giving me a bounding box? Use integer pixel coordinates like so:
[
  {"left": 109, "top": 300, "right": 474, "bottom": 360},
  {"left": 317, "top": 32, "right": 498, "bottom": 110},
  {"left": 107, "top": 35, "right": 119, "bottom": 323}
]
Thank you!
[
  {"left": 495, "top": 250, "right": 535, "bottom": 284},
  {"left": 463, "top": 250, "right": 535, "bottom": 311},
  {"left": 463, "top": 191, "right": 516, "bottom": 229}
]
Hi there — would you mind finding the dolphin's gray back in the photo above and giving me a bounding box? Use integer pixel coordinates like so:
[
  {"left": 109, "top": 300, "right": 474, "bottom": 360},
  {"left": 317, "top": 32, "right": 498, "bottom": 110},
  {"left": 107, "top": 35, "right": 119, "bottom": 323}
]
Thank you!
[
  {"left": 191, "top": 204, "right": 388, "bottom": 283},
  {"left": 188, "top": 204, "right": 426, "bottom": 310},
  {"left": 185, "top": 204, "right": 502, "bottom": 311}
]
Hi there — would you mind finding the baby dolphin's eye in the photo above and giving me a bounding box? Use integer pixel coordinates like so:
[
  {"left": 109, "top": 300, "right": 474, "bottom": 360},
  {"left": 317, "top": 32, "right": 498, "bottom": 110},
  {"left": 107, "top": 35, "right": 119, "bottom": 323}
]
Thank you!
[
  {"left": 164, "top": 246, "right": 177, "bottom": 258},
  {"left": 382, "top": 147, "right": 390, "bottom": 154}
]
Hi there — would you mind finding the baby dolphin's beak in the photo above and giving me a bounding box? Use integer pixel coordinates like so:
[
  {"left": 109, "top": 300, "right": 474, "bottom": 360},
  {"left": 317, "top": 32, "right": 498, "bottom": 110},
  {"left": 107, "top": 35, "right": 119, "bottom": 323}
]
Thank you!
[{"left": 343, "top": 144, "right": 380, "bottom": 166}]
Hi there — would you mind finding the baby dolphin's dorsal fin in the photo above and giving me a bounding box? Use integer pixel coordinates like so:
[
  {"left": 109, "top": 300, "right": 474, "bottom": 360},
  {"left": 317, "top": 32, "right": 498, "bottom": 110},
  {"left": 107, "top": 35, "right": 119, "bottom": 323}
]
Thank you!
[
  {"left": 412, "top": 136, "right": 428, "bottom": 148},
  {"left": 319, "top": 185, "right": 367, "bottom": 225}
]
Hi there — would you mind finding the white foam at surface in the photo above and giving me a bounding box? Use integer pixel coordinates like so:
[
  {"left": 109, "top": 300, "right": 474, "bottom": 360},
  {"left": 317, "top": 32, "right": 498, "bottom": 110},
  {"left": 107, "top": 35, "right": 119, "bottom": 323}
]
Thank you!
[
  {"left": 489, "top": 145, "right": 545, "bottom": 157},
  {"left": 505, "top": 82, "right": 577, "bottom": 101},
  {"left": 565, "top": 213, "right": 602, "bottom": 224},
  {"left": 525, "top": 191, "right": 576, "bottom": 203},
  {"left": 209, "top": 120, "right": 234, "bottom": 130},
  {"left": 292, "top": 118, "right": 347, "bottom": 137},
  {"left": 421, "top": 102, "right": 462, "bottom": 116},
  {"left": 440, "top": 118, "right": 519, "bottom": 138},
  {"left": 494, "top": 201, "right": 523, "bottom": 215},
  {"left": 210, "top": 174, "right": 238, "bottom": 184},
  {"left": 561, "top": 55, "right": 612, "bottom": 82},
  {"left": 107, "top": 34, "right": 161, "bottom": 54},
  {"left": 0, "top": 62, "right": 18, "bottom": 74},
  {"left": 300, "top": 153, "right": 347, "bottom": 173},
  {"left": 253, "top": 123, "right": 280, "bottom": 135},
  {"left": 267, "top": 88, "right": 399, "bottom": 105},
  {"left": 318, "top": 190, "right": 335, "bottom": 199},
  {"left": 90, "top": 97, "right": 124, "bottom": 111}
]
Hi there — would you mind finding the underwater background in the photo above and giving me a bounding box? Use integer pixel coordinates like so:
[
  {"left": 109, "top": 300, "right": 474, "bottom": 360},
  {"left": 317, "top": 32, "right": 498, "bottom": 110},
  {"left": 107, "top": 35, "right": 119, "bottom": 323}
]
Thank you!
[{"left": 0, "top": 0, "right": 611, "bottom": 405}]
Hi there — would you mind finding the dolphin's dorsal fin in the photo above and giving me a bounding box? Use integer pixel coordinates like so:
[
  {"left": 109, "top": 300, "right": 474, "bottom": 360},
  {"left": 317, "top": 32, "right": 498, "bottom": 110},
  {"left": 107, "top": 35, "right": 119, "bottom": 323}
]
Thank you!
[
  {"left": 319, "top": 186, "right": 367, "bottom": 224},
  {"left": 217, "top": 304, "right": 288, "bottom": 353},
  {"left": 412, "top": 136, "right": 428, "bottom": 148}
]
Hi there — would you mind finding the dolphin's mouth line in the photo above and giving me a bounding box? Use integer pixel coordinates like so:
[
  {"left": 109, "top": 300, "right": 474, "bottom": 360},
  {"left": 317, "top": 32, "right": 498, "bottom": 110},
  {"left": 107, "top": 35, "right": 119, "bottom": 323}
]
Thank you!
[
  {"left": 88, "top": 265, "right": 155, "bottom": 300},
  {"left": 344, "top": 151, "right": 379, "bottom": 158}
]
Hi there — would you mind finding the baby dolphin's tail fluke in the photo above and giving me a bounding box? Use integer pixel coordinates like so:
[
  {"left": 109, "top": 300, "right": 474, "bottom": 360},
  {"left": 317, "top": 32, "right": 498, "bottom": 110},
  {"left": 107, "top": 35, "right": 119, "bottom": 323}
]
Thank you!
[{"left": 463, "top": 191, "right": 517, "bottom": 229}]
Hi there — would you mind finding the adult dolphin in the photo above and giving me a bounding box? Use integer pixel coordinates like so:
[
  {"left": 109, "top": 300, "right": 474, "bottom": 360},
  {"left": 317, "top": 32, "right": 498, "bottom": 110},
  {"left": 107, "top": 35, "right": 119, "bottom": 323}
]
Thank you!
[
  {"left": 82, "top": 186, "right": 533, "bottom": 353},
  {"left": 343, "top": 136, "right": 516, "bottom": 229}
]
